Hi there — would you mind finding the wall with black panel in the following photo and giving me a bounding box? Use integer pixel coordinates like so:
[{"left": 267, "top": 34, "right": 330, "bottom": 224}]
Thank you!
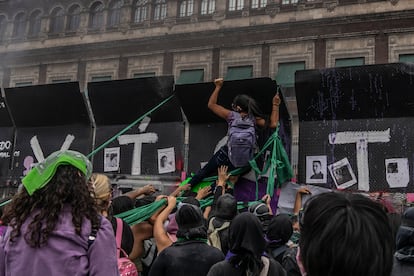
[{"left": 296, "top": 63, "right": 414, "bottom": 192}]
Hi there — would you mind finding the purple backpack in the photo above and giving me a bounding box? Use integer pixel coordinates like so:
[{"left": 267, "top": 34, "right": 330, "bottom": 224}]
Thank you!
[{"left": 227, "top": 112, "right": 256, "bottom": 167}]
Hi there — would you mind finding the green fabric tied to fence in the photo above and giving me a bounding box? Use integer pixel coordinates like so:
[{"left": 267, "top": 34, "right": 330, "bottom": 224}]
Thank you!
[
  {"left": 249, "top": 127, "right": 293, "bottom": 198},
  {"left": 114, "top": 195, "right": 265, "bottom": 226},
  {"left": 115, "top": 198, "right": 167, "bottom": 226}
]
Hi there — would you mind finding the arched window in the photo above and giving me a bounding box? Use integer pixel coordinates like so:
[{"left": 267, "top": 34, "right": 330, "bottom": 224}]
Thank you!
[
  {"left": 179, "top": 0, "right": 194, "bottom": 17},
  {"left": 108, "top": 0, "right": 122, "bottom": 27},
  {"left": 28, "top": 10, "right": 42, "bottom": 37},
  {"left": 13, "top": 12, "right": 26, "bottom": 39},
  {"left": 134, "top": 0, "right": 148, "bottom": 23},
  {"left": 201, "top": 0, "right": 215, "bottom": 15},
  {"left": 153, "top": 0, "right": 167, "bottom": 21},
  {"left": 89, "top": 1, "right": 104, "bottom": 29},
  {"left": 67, "top": 4, "right": 81, "bottom": 31},
  {"left": 228, "top": 0, "right": 244, "bottom": 11},
  {"left": 0, "top": 15, "right": 7, "bottom": 41},
  {"left": 49, "top": 7, "right": 65, "bottom": 33}
]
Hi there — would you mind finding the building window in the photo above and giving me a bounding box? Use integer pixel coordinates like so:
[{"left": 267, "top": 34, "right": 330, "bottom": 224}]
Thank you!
[
  {"left": 176, "top": 69, "right": 204, "bottom": 84},
  {"left": 282, "top": 0, "right": 298, "bottom": 4},
  {"left": 228, "top": 0, "right": 244, "bottom": 11},
  {"left": 399, "top": 54, "right": 414, "bottom": 63},
  {"left": 67, "top": 5, "right": 81, "bottom": 32},
  {"left": 225, "top": 65, "right": 253, "bottom": 81},
  {"left": 201, "top": 0, "right": 215, "bottom": 15},
  {"left": 49, "top": 7, "right": 65, "bottom": 34},
  {"left": 15, "top": 81, "right": 33, "bottom": 87},
  {"left": 108, "top": 0, "right": 122, "bottom": 27},
  {"left": 91, "top": 75, "right": 112, "bottom": 82},
  {"left": 52, "top": 78, "right": 72, "bottom": 83},
  {"left": 251, "top": 0, "right": 267, "bottom": 8},
  {"left": 0, "top": 15, "right": 8, "bottom": 41},
  {"left": 89, "top": 1, "right": 104, "bottom": 29},
  {"left": 13, "top": 12, "right": 26, "bottom": 39},
  {"left": 134, "top": 0, "right": 149, "bottom": 23},
  {"left": 28, "top": 10, "right": 42, "bottom": 37},
  {"left": 275, "top": 61, "right": 305, "bottom": 88},
  {"left": 179, "top": 0, "right": 194, "bottom": 17},
  {"left": 154, "top": 0, "right": 167, "bottom": 20},
  {"left": 335, "top": 57, "right": 365, "bottom": 67},
  {"left": 133, "top": 72, "right": 156, "bottom": 78}
]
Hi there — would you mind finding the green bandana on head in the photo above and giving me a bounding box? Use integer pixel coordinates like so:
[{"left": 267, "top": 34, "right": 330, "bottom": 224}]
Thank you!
[{"left": 22, "top": 150, "right": 92, "bottom": 196}]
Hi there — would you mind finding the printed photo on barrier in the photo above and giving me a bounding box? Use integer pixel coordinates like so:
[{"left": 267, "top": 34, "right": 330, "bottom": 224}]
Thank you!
[
  {"left": 306, "top": 155, "right": 327, "bottom": 184},
  {"left": 385, "top": 158, "right": 409, "bottom": 188},
  {"left": 328, "top": 157, "right": 357, "bottom": 189},
  {"left": 104, "top": 147, "right": 120, "bottom": 172},
  {"left": 158, "top": 147, "right": 175, "bottom": 174}
]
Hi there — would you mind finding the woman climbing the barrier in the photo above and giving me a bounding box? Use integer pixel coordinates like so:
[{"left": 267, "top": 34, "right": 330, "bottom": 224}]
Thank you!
[{"left": 188, "top": 78, "right": 281, "bottom": 189}]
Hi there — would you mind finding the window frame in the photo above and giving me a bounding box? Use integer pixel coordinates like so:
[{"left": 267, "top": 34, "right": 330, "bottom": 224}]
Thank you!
[
  {"left": 12, "top": 12, "right": 27, "bottom": 39},
  {"left": 200, "top": 0, "right": 215, "bottom": 15},
  {"left": 251, "top": 0, "right": 267, "bottom": 9},
  {"left": 153, "top": 0, "right": 167, "bottom": 21},
  {"left": 28, "top": 10, "right": 42, "bottom": 37},
  {"left": 49, "top": 7, "right": 65, "bottom": 34},
  {"left": 228, "top": 0, "right": 245, "bottom": 11},
  {"left": 179, "top": 0, "right": 194, "bottom": 18},
  {"left": 67, "top": 4, "right": 81, "bottom": 32},
  {"left": 89, "top": 1, "right": 105, "bottom": 29},
  {"left": 134, "top": 0, "right": 149, "bottom": 23},
  {"left": 108, "top": 0, "right": 122, "bottom": 28}
]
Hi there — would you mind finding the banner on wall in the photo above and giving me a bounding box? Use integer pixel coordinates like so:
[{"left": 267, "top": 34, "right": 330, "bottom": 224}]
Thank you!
[{"left": 295, "top": 62, "right": 414, "bottom": 192}]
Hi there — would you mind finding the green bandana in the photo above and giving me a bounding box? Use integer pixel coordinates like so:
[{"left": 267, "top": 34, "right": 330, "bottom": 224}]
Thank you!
[{"left": 22, "top": 150, "right": 92, "bottom": 196}]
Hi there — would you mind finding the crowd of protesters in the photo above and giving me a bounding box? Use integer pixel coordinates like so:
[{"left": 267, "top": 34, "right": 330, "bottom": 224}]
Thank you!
[{"left": 0, "top": 149, "right": 410, "bottom": 276}]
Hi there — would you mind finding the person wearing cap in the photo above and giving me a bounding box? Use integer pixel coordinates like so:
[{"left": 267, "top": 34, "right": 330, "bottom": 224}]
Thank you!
[
  {"left": 392, "top": 206, "right": 414, "bottom": 276},
  {"left": 149, "top": 198, "right": 224, "bottom": 276},
  {"left": 0, "top": 150, "right": 119, "bottom": 276},
  {"left": 248, "top": 194, "right": 273, "bottom": 232}
]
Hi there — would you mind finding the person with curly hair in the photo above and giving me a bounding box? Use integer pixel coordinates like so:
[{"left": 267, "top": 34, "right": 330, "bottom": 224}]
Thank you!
[{"left": 0, "top": 150, "right": 119, "bottom": 276}]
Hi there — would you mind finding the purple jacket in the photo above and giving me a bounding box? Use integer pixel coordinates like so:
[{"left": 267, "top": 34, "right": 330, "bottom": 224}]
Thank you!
[{"left": 0, "top": 205, "right": 120, "bottom": 276}]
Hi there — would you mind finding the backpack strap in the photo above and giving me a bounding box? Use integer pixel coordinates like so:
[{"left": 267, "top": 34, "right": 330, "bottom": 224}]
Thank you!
[{"left": 115, "top": 217, "right": 123, "bottom": 257}]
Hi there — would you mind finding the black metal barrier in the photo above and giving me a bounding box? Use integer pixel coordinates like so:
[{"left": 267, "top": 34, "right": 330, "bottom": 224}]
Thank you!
[
  {"left": 296, "top": 62, "right": 414, "bottom": 192},
  {"left": 0, "top": 76, "right": 292, "bottom": 195}
]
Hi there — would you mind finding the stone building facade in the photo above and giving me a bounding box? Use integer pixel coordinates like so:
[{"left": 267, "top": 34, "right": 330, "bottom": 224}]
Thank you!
[{"left": 0, "top": 0, "right": 413, "bottom": 174}]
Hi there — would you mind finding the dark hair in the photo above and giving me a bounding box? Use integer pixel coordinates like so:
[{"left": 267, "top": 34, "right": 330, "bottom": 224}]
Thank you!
[
  {"left": 181, "top": 196, "right": 200, "bottom": 207},
  {"left": 299, "top": 192, "right": 394, "bottom": 276},
  {"left": 176, "top": 204, "right": 207, "bottom": 240},
  {"left": 266, "top": 214, "right": 293, "bottom": 249},
  {"left": 111, "top": 195, "right": 135, "bottom": 216},
  {"left": 215, "top": 194, "right": 237, "bottom": 220},
  {"left": 228, "top": 212, "right": 266, "bottom": 276},
  {"left": 312, "top": 160, "right": 321, "bottom": 165},
  {"left": 232, "top": 94, "right": 264, "bottom": 118},
  {"left": 3, "top": 165, "right": 100, "bottom": 248}
]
